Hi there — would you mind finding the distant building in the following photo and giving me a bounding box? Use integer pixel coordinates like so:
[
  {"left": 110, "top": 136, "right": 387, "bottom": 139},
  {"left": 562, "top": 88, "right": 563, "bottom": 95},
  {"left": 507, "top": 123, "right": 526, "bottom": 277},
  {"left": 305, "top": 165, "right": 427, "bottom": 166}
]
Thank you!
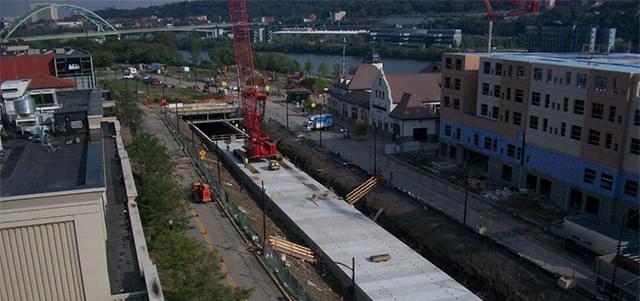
[
  {"left": 369, "top": 28, "right": 462, "bottom": 48},
  {"left": 439, "top": 52, "right": 640, "bottom": 226},
  {"left": 29, "top": 3, "right": 59, "bottom": 22},
  {"left": 333, "top": 10, "right": 347, "bottom": 22},
  {"left": 271, "top": 29, "right": 367, "bottom": 42},
  {"left": 525, "top": 25, "right": 616, "bottom": 53},
  {"left": 260, "top": 16, "right": 275, "bottom": 24}
]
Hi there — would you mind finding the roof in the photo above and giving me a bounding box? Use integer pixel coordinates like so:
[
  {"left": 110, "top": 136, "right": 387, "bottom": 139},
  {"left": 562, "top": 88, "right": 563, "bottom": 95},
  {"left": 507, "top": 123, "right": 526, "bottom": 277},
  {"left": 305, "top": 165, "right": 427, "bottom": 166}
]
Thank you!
[
  {"left": 389, "top": 92, "right": 439, "bottom": 120},
  {"left": 28, "top": 75, "right": 75, "bottom": 90},
  {"left": 386, "top": 72, "right": 441, "bottom": 104},
  {"left": 348, "top": 64, "right": 380, "bottom": 90},
  {"left": 0, "top": 134, "right": 104, "bottom": 197},
  {"left": 336, "top": 90, "right": 371, "bottom": 108},
  {"left": 0, "top": 54, "right": 55, "bottom": 83},
  {"left": 453, "top": 52, "right": 640, "bottom": 74}
]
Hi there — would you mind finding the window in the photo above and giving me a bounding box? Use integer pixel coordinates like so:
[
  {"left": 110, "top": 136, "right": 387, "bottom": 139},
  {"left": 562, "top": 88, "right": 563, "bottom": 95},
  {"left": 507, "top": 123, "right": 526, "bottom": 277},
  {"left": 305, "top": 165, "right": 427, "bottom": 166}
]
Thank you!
[
  {"left": 563, "top": 97, "right": 569, "bottom": 112},
  {"left": 529, "top": 115, "right": 539, "bottom": 129},
  {"left": 444, "top": 96, "right": 450, "bottom": 107},
  {"left": 608, "top": 106, "right": 616, "bottom": 122},
  {"left": 455, "top": 59, "right": 462, "bottom": 70},
  {"left": 484, "top": 137, "right": 492, "bottom": 150},
  {"left": 473, "top": 134, "right": 479, "bottom": 145},
  {"left": 483, "top": 62, "right": 491, "bottom": 74},
  {"left": 583, "top": 168, "right": 596, "bottom": 183},
  {"left": 507, "top": 144, "right": 516, "bottom": 157},
  {"left": 542, "top": 118, "right": 548, "bottom": 132},
  {"left": 635, "top": 110, "right": 640, "bottom": 126},
  {"left": 533, "top": 68, "right": 542, "bottom": 81},
  {"left": 516, "top": 66, "right": 525, "bottom": 79},
  {"left": 513, "top": 112, "right": 522, "bottom": 125},
  {"left": 494, "top": 85, "right": 501, "bottom": 98},
  {"left": 612, "top": 77, "right": 621, "bottom": 94},
  {"left": 504, "top": 110, "right": 510, "bottom": 123},
  {"left": 516, "top": 147, "right": 522, "bottom": 159},
  {"left": 560, "top": 122, "right": 566, "bottom": 136},
  {"left": 565, "top": 72, "right": 571, "bottom": 86},
  {"left": 544, "top": 94, "right": 550, "bottom": 108},
  {"left": 600, "top": 173, "right": 613, "bottom": 190},
  {"left": 495, "top": 63, "right": 502, "bottom": 76},
  {"left": 508, "top": 65, "right": 512, "bottom": 77},
  {"left": 631, "top": 138, "right": 640, "bottom": 155},
  {"left": 576, "top": 73, "right": 587, "bottom": 88},
  {"left": 591, "top": 103, "right": 604, "bottom": 119},
  {"left": 574, "top": 99, "right": 584, "bottom": 115},
  {"left": 379, "top": 77, "right": 382, "bottom": 86},
  {"left": 514, "top": 89, "right": 524, "bottom": 103},
  {"left": 445, "top": 77, "right": 451, "bottom": 89},
  {"left": 456, "top": 128, "right": 461, "bottom": 140},
  {"left": 492, "top": 139, "right": 497, "bottom": 151},
  {"left": 588, "top": 130, "right": 600, "bottom": 146},
  {"left": 531, "top": 92, "right": 540, "bottom": 105},
  {"left": 546, "top": 69, "right": 552, "bottom": 83},
  {"left": 445, "top": 57, "right": 452, "bottom": 69},
  {"left": 480, "top": 104, "right": 488, "bottom": 116},
  {"left": 571, "top": 125, "right": 582, "bottom": 141},
  {"left": 624, "top": 180, "right": 638, "bottom": 197},
  {"left": 482, "top": 83, "right": 490, "bottom": 95},
  {"left": 605, "top": 133, "right": 612, "bottom": 149},
  {"left": 32, "top": 93, "right": 55, "bottom": 106},
  {"left": 445, "top": 125, "right": 451, "bottom": 136},
  {"left": 595, "top": 76, "right": 607, "bottom": 92},
  {"left": 454, "top": 79, "right": 461, "bottom": 90},
  {"left": 453, "top": 98, "right": 460, "bottom": 109},
  {"left": 492, "top": 106, "right": 499, "bottom": 119}
]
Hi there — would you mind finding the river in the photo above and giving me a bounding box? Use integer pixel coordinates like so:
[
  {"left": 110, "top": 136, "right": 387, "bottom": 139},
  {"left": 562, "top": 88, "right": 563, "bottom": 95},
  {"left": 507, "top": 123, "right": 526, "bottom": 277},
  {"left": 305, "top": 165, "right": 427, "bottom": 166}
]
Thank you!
[{"left": 179, "top": 50, "right": 432, "bottom": 75}]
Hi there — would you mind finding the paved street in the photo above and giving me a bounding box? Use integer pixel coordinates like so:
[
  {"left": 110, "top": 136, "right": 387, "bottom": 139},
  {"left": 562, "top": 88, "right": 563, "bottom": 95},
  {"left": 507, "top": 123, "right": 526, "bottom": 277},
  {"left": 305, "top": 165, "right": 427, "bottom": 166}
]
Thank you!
[
  {"left": 139, "top": 105, "right": 285, "bottom": 301},
  {"left": 264, "top": 96, "right": 601, "bottom": 297}
]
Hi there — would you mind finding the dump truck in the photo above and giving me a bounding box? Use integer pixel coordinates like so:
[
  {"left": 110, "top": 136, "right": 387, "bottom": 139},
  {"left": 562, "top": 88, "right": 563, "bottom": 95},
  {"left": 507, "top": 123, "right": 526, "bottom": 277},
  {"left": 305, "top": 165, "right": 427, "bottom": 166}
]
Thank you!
[
  {"left": 305, "top": 113, "right": 333, "bottom": 131},
  {"left": 191, "top": 181, "right": 212, "bottom": 203}
]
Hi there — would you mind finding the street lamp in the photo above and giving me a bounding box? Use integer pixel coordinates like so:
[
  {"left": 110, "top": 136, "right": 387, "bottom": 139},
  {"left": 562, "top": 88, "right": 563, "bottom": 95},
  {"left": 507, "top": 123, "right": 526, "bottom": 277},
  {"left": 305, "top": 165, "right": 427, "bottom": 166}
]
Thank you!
[
  {"left": 610, "top": 211, "right": 639, "bottom": 300},
  {"left": 462, "top": 154, "right": 486, "bottom": 226},
  {"left": 334, "top": 257, "right": 356, "bottom": 301}
]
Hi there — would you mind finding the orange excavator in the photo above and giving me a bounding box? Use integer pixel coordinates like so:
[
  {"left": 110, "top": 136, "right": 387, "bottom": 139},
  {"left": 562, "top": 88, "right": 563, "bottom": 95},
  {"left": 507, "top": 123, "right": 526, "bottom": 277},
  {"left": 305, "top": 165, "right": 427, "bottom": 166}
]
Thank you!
[{"left": 191, "top": 181, "right": 212, "bottom": 203}]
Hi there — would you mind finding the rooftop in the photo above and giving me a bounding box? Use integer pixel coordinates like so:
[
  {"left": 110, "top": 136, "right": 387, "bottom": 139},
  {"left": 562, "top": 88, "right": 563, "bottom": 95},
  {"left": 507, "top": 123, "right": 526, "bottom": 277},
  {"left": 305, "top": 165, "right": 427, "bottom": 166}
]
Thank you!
[
  {"left": 386, "top": 72, "right": 441, "bottom": 104},
  {"left": 336, "top": 90, "right": 370, "bottom": 108},
  {"left": 348, "top": 64, "right": 380, "bottom": 91},
  {"left": 0, "top": 133, "right": 103, "bottom": 198},
  {"left": 455, "top": 52, "right": 640, "bottom": 73}
]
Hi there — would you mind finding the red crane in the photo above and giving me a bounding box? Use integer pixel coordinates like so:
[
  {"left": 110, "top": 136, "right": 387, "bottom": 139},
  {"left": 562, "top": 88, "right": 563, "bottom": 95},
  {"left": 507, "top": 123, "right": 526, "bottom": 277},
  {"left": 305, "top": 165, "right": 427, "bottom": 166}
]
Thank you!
[
  {"left": 227, "top": 0, "right": 277, "bottom": 160},
  {"left": 483, "top": 0, "right": 540, "bottom": 52}
]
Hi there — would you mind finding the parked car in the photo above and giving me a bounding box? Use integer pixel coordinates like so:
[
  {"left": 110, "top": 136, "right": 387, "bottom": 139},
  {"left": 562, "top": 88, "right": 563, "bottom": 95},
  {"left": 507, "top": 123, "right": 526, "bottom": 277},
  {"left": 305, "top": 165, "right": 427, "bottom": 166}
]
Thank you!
[
  {"left": 141, "top": 75, "right": 151, "bottom": 84},
  {"left": 150, "top": 78, "right": 162, "bottom": 87},
  {"left": 122, "top": 73, "right": 135, "bottom": 79}
]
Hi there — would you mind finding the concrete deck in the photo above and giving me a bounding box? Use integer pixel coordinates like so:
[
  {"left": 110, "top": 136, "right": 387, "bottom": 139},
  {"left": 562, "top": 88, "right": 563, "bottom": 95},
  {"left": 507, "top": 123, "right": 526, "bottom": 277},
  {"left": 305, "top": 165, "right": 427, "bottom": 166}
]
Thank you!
[{"left": 218, "top": 141, "right": 480, "bottom": 301}]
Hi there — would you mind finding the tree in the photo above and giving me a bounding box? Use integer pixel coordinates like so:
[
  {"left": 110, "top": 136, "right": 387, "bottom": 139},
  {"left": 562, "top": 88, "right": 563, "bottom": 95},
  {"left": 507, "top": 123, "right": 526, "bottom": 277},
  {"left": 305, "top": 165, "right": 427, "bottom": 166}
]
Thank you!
[
  {"left": 93, "top": 50, "right": 115, "bottom": 68},
  {"left": 332, "top": 63, "right": 342, "bottom": 79},
  {"left": 317, "top": 62, "right": 328, "bottom": 78},
  {"left": 116, "top": 91, "right": 144, "bottom": 134},
  {"left": 303, "top": 59, "right": 314, "bottom": 75}
]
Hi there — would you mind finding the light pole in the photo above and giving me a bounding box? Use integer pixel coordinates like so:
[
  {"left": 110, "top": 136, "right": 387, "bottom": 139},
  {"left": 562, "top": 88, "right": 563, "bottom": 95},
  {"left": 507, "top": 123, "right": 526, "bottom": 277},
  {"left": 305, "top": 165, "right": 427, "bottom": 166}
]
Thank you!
[
  {"left": 261, "top": 180, "right": 267, "bottom": 246},
  {"left": 462, "top": 154, "right": 486, "bottom": 226},
  {"left": 610, "top": 211, "right": 639, "bottom": 300},
  {"left": 335, "top": 257, "right": 356, "bottom": 301},
  {"left": 373, "top": 125, "right": 378, "bottom": 175}
]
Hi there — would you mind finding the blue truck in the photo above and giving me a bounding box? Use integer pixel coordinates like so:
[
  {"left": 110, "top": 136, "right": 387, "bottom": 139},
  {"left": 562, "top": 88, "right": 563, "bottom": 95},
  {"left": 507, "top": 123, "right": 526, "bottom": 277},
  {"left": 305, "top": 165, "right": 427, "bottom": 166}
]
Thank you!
[{"left": 305, "top": 113, "right": 334, "bottom": 131}]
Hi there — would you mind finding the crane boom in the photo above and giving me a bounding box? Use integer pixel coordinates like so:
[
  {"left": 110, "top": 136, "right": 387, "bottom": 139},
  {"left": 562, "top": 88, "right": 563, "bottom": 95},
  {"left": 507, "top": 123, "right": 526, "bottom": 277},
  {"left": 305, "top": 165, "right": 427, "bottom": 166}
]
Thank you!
[
  {"left": 227, "top": 0, "right": 277, "bottom": 160},
  {"left": 483, "top": 0, "right": 540, "bottom": 53}
]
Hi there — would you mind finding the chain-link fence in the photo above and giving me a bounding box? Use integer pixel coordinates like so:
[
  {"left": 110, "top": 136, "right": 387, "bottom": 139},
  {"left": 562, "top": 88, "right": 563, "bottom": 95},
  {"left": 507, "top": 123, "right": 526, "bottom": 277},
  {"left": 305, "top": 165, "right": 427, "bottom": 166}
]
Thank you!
[{"left": 164, "top": 113, "right": 313, "bottom": 301}]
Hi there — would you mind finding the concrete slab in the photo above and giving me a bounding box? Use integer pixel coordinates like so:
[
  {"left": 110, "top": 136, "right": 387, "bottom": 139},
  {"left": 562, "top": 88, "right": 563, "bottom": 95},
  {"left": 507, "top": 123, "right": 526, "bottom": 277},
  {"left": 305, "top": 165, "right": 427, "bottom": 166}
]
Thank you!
[{"left": 218, "top": 140, "right": 480, "bottom": 301}]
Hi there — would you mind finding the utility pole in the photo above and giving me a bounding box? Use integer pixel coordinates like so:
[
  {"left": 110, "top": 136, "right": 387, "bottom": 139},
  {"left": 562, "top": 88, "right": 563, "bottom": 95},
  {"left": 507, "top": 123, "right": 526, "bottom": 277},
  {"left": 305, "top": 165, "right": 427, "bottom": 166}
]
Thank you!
[
  {"left": 262, "top": 180, "right": 267, "bottom": 246},
  {"left": 342, "top": 37, "right": 347, "bottom": 77},
  {"left": 373, "top": 125, "right": 377, "bottom": 175}
]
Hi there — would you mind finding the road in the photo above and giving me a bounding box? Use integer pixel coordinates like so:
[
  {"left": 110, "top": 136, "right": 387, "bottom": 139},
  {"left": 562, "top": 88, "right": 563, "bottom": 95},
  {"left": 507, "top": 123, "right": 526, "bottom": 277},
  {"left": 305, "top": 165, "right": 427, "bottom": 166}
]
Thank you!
[
  {"left": 264, "top": 96, "right": 601, "bottom": 298},
  {"left": 139, "top": 105, "right": 285, "bottom": 301}
]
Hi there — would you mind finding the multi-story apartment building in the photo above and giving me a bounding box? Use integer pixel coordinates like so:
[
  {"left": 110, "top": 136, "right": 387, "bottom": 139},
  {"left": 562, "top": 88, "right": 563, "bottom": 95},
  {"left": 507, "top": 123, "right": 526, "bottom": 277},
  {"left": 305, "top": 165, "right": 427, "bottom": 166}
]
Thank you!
[
  {"left": 369, "top": 28, "right": 462, "bottom": 48},
  {"left": 439, "top": 52, "right": 639, "bottom": 227}
]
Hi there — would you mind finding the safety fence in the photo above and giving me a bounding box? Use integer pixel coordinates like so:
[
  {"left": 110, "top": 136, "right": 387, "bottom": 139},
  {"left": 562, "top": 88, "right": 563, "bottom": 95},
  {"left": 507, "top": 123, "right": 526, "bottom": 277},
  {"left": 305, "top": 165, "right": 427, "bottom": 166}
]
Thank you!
[{"left": 164, "top": 114, "right": 313, "bottom": 301}]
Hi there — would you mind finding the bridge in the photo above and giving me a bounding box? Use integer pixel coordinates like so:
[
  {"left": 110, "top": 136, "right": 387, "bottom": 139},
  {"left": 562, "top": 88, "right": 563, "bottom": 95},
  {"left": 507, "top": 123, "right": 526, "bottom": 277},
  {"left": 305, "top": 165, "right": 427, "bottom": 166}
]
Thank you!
[{"left": 0, "top": 3, "right": 235, "bottom": 43}]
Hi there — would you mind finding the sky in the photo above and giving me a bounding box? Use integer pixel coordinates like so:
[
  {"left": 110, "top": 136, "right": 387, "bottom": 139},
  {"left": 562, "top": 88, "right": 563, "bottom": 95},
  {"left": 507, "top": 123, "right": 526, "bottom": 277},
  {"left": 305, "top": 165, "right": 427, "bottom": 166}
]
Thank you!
[{"left": 0, "top": 0, "right": 184, "bottom": 18}]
